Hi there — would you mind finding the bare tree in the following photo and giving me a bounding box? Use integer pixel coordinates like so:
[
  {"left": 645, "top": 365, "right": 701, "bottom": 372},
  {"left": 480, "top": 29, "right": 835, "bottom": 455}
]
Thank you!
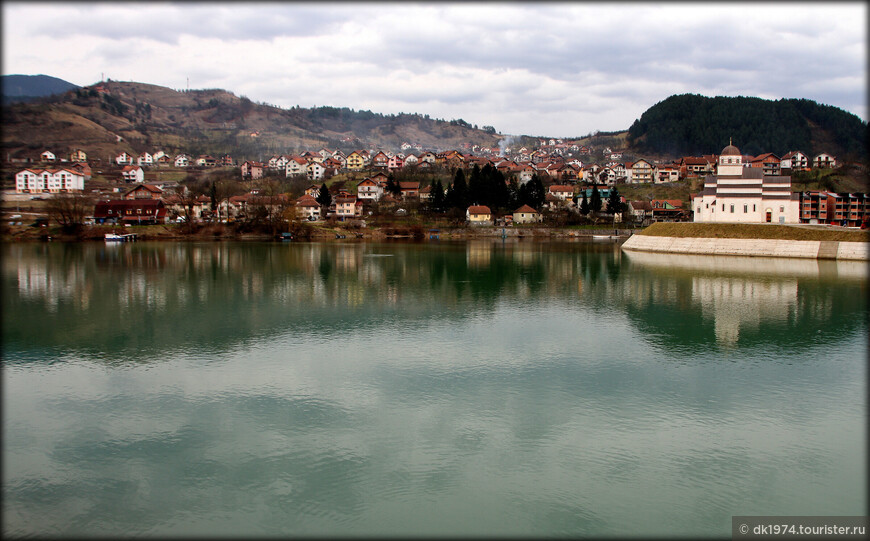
[
  {"left": 46, "top": 192, "right": 95, "bottom": 233},
  {"left": 175, "top": 187, "right": 201, "bottom": 233}
]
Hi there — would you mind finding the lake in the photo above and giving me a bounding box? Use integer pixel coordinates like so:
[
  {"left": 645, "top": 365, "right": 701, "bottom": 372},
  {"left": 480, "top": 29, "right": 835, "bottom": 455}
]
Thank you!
[{"left": 2, "top": 240, "right": 866, "bottom": 537}]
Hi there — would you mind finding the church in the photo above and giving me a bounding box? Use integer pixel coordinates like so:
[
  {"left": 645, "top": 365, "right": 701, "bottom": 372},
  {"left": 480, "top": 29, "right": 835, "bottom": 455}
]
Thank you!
[{"left": 692, "top": 142, "right": 800, "bottom": 223}]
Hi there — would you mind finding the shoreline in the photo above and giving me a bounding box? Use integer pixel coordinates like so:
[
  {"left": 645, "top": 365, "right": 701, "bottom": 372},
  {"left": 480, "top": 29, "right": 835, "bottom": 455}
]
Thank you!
[
  {"left": 621, "top": 234, "right": 869, "bottom": 260},
  {"left": 1, "top": 223, "right": 640, "bottom": 243}
]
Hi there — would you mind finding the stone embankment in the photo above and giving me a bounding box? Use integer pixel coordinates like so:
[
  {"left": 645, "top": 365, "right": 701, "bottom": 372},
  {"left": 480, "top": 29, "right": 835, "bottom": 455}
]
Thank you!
[{"left": 621, "top": 234, "right": 869, "bottom": 260}]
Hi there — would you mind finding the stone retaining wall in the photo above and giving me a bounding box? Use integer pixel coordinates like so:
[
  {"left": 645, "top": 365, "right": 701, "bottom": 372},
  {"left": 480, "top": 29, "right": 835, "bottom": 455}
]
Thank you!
[{"left": 621, "top": 234, "right": 869, "bottom": 260}]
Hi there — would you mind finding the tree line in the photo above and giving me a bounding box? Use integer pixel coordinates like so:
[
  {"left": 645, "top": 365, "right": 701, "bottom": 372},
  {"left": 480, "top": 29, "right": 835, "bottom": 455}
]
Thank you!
[{"left": 627, "top": 94, "right": 867, "bottom": 160}]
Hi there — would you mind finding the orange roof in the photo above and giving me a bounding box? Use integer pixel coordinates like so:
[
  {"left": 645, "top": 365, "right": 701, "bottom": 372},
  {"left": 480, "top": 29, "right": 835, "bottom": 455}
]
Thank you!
[
  {"left": 514, "top": 204, "right": 539, "bottom": 214},
  {"left": 467, "top": 205, "right": 491, "bottom": 214}
]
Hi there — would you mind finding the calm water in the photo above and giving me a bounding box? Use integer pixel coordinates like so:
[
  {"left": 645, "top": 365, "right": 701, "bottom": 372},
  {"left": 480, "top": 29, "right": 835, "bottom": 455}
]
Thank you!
[{"left": 2, "top": 240, "right": 867, "bottom": 537}]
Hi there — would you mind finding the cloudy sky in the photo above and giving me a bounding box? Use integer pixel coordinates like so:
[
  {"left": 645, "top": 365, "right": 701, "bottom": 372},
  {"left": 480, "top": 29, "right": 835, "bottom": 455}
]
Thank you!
[{"left": 3, "top": 1, "right": 866, "bottom": 137}]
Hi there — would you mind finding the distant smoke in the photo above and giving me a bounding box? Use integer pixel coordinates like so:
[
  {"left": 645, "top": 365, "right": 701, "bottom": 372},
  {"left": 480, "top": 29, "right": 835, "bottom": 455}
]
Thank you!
[{"left": 498, "top": 135, "right": 517, "bottom": 157}]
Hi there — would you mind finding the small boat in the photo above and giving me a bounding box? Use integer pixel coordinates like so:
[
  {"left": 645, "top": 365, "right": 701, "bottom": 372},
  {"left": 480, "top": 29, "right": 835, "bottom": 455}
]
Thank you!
[{"left": 105, "top": 233, "right": 137, "bottom": 242}]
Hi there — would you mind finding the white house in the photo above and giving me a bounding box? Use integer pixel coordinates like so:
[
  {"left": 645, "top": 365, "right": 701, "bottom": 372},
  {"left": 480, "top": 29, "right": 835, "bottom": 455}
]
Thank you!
[
  {"left": 812, "top": 153, "right": 837, "bottom": 168},
  {"left": 121, "top": 165, "right": 145, "bottom": 183},
  {"left": 16, "top": 168, "right": 85, "bottom": 193},
  {"left": 137, "top": 152, "right": 153, "bottom": 166},
  {"left": 356, "top": 178, "right": 384, "bottom": 202},
  {"left": 513, "top": 204, "right": 542, "bottom": 224},
  {"left": 116, "top": 152, "right": 133, "bottom": 165},
  {"left": 780, "top": 151, "right": 809, "bottom": 171},
  {"left": 174, "top": 154, "right": 190, "bottom": 167},
  {"left": 693, "top": 142, "right": 799, "bottom": 224},
  {"left": 306, "top": 161, "right": 326, "bottom": 181},
  {"left": 654, "top": 165, "right": 681, "bottom": 184},
  {"left": 40, "top": 150, "right": 57, "bottom": 162},
  {"left": 285, "top": 157, "right": 307, "bottom": 177}
]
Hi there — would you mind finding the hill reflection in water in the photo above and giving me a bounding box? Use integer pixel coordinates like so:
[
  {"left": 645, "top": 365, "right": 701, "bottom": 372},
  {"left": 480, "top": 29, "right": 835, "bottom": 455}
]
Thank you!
[{"left": 3, "top": 241, "right": 867, "bottom": 364}]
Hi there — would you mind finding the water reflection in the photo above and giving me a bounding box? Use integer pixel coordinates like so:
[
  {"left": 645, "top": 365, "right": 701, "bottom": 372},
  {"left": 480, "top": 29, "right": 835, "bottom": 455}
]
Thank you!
[
  {"left": 620, "top": 250, "right": 867, "bottom": 352},
  {"left": 2, "top": 241, "right": 866, "bottom": 537},
  {"left": 3, "top": 242, "right": 867, "bottom": 363}
]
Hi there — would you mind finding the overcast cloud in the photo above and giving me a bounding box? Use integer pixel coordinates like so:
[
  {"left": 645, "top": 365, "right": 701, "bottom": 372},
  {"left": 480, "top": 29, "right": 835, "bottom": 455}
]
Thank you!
[{"left": 2, "top": 1, "right": 866, "bottom": 137}]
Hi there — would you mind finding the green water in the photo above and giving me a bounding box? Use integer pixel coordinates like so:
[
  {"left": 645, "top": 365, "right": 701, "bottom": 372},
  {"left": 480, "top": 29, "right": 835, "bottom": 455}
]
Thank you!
[{"left": 2, "top": 240, "right": 866, "bottom": 537}]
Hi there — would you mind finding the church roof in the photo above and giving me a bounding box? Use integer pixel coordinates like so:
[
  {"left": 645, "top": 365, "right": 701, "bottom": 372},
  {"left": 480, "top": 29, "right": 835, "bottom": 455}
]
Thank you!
[{"left": 720, "top": 141, "right": 741, "bottom": 156}]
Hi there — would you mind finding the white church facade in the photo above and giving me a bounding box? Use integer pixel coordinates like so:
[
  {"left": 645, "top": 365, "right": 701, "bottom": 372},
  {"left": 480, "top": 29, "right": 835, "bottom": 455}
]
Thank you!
[{"left": 692, "top": 142, "right": 800, "bottom": 224}]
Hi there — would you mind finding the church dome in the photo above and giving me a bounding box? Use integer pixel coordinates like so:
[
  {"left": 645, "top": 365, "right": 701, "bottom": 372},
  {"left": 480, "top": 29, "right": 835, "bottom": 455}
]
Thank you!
[{"left": 721, "top": 143, "right": 741, "bottom": 156}]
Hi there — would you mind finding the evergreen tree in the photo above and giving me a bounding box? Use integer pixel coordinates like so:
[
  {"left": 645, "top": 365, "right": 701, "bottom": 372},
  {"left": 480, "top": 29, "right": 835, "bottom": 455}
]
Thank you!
[
  {"left": 579, "top": 191, "right": 590, "bottom": 216},
  {"left": 606, "top": 187, "right": 625, "bottom": 215},
  {"left": 590, "top": 184, "right": 602, "bottom": 213},
  {"left": 430, "top": 179, "right": 445, "bottom": 212},
  {"left": 384, "top": 174, "right": 401, "bottom": 197},
  {"left": 447, "top": 168, "right": 468, "bottom": 210},
  {"left": 485, "top": 164, "right": 509, "bottom": 211},
  {"left": 316, "top": 183, "right": 332, "bottom": 208},
  {"left": 507, "top": 176, "right": 521, "bottom": 210},
  {"left": 520, "top": 174, "right": 545, "bottom": 209},
  {"left": 468, "top": 164, "right": 484, "bottom": 206}
]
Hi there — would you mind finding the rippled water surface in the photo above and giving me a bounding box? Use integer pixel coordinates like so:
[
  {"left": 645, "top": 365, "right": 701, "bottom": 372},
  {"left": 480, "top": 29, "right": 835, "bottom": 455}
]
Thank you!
[{"left": 2, "top": 241, "right": 866, "bottom": 537}]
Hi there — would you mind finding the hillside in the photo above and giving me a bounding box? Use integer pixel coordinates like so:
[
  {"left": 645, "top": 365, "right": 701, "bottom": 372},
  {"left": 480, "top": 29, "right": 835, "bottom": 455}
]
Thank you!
[
  {"left": 627, "top": 94, "right": 867, "bottom": 162},
  {"left": 2, "top": 74, "right": 79, "bottom": 104},
  {"left": 1, "top": 80, "right": 502, "bottom": 162}
]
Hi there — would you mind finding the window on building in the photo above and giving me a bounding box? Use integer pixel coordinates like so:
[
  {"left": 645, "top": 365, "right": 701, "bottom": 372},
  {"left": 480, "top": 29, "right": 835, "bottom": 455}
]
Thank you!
[
  {"left": 744, "top": 205, "right": 748, "bottom": 213},
  {"left": 780, "top": 206, "right": 784, "bottom": 213},
  {"left": 730, "top": 205, "right": 734, "bottom": 213},
  {"left": 722, "top": 204, "right": 725, "bottom": 211}
]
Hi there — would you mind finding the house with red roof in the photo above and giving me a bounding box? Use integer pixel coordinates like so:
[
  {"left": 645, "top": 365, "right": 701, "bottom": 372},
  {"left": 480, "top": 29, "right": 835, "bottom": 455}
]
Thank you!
[
  {"left": 241, "top": 161, "right": 264, "bottom": 180},
  {"left": 93, "top": 199, "right": 167, "bottom": 225},
  {"left": 335, "top": 195, "right": 363, "bottom": 219},
  {"left": 123, "top": 184, "right": 164, "bottom": 200},
  {"left": 371, "top": 151, "right": 389, "bottom": 170},
  {"left": 513, "top": 204, "right": 542, "bottom": 224},
  {"left": 357, "top": 178, "right": 384, "bottom": 202},
  {"left": 15, "top": 167, "right": 86, "bottom": 193},
  {"left": 466, "top": 205, "right": 492, "bottom": 225},
  {"left": 295, "top": 194, "right": 322, "bottom": 220},
  {"left": 399, "top": 181, "right": 420, "bottom": 199},
  {"left": 748, "top": 153, "right": 781, "bottom": 176},
  {"left": 781, "top": 151, "right": 809, "bottom": 172},
  {"left": 121, "top": 165, "right": 145, "bottom": 183}
]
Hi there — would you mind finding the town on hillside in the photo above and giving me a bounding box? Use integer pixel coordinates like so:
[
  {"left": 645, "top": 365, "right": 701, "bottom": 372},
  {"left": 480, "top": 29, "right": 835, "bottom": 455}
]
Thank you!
[{"left": 6, "top": 141, "right": 870, "bottom": 231}]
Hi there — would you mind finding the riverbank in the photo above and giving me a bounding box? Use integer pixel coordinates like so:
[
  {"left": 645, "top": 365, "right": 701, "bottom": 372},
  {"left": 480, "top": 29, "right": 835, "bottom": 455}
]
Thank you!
[
  {"left": 1, "top": 221, "right": 640, "bottom": 243},
  {"left": 622, "top": 222, "right": 870, "bottom": 260}
]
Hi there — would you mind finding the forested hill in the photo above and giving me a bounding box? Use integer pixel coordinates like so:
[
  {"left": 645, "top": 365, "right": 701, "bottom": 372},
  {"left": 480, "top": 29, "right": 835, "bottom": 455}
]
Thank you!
[
  {"left": 2, "top": 74, "right": 79, "bottom": 104},
  {"left": 627, "top": 94, "right": 867, "bottom": 161}
]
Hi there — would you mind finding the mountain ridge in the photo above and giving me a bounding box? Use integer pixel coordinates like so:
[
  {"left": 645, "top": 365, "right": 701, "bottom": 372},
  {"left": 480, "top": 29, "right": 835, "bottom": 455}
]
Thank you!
[
  {"left": 1, "top": 78, "right": 866, "bottom": 165},
  {"left": 2, "top": 74, "right": 80, "bottom": 104}
]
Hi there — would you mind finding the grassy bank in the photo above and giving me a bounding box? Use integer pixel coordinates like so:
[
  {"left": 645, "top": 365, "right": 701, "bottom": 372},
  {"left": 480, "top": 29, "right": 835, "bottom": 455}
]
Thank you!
[{"left": 637, "top": 222, "right": 870, "bottom": 242}]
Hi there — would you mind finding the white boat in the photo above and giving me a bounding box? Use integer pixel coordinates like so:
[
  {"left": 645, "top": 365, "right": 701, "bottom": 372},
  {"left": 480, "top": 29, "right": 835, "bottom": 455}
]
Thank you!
[{"left": 105, "top": 233, "right": 137, "bottom": 242}]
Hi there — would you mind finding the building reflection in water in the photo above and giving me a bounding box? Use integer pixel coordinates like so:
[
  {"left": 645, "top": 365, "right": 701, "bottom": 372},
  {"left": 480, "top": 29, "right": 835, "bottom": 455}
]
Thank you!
[
  {"left": 4, "top": 243, "right": 866, "bottom": 360},
  {"left": 623, "top": 250, "right": 867, "bottom": 347}
]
